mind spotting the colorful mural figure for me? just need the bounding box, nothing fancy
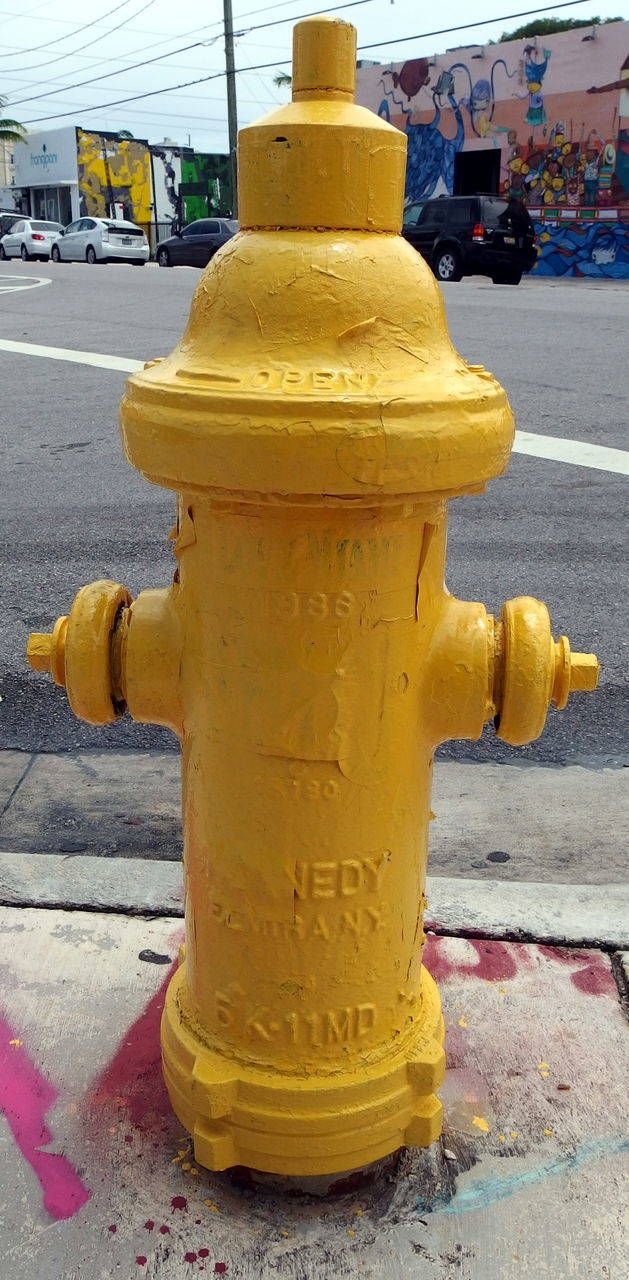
[77,131,151,224]
[503,127,621,208]
[449,59,517,140]
[617,129,629,200]
[388,59,430,101]
[534,219,629,277]
[522,45,552,127]
[379,67,465,200]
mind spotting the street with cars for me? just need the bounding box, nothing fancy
[0,210,238,268]
[0,258,626,774]
[1,195,535,280]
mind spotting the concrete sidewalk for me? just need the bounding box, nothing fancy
[0,866,627,1278]
[0,749,627,1276]
[1,749,627,882]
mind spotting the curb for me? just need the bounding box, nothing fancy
[0,850,626,949]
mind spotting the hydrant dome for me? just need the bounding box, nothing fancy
[121,228,514,499]
[120,13,514,502]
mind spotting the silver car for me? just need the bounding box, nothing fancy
[0,218,64,262]
[51,216,149,266]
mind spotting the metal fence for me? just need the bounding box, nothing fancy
[150,221,179,254]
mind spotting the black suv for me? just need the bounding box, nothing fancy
[402,195,536,285]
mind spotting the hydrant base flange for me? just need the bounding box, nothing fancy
[162,963,445,1177]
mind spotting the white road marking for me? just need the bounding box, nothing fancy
[0,275,51,293]
[0,337,141,372]
[0,337,627,476]
[513,431,629,476]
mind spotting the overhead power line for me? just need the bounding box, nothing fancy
[357,0,596,52]
[7,38,222,108]
[0,0,336,74]
[0,0,158,75]
[0,0,147,59]
[20,0,594,126]
[8,0,372,106]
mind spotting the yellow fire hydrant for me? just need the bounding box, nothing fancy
[27,17,598,1177]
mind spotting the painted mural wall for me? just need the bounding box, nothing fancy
[150,145,182,226]
[180,152,232,221]
[76,130,152,224]
[149,147,232,226]
[533,214,629,277]
[356,22,629,210]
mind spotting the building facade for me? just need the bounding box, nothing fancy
[7,127,231,246]
[356,20,629,277]
[0,140,15,194]
[7,126,80,223]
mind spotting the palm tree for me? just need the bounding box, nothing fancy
[0,95,26,144]
[273,72,291,88]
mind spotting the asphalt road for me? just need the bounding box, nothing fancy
[0,260,627,766]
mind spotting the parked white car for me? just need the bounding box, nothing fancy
[51,217,149,265]
[0,218,64,262]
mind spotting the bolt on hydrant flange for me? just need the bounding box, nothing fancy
[26,17,599,1178]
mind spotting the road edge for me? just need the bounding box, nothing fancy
[0,850,626,948]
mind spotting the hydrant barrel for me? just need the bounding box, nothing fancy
[26,15,599,1179]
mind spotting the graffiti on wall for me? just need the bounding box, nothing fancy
[151,146,182,226]
[180,152,232,222]
[369,28,629,209]
[77,130,152,223]
[505,128,617,207]
[532,218,629,277]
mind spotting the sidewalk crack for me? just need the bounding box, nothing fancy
[0,753,36,824]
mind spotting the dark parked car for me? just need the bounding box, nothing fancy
[156,218,238,268]
[402,194,536,285]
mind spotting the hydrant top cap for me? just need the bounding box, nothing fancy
[237,17,407,232]
[292,16,356,97]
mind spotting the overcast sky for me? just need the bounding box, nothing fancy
[2,0,629,152]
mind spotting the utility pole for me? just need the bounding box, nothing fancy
[223,0,238,218]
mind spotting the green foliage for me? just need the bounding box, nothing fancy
[273,72,292,88]
[497,15,623,42]
[0,93,26,144]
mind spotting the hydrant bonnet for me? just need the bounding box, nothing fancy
[120,20,514,502]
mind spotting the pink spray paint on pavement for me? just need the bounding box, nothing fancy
[0,1012,90,1220]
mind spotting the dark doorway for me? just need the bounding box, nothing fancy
[453,149,500,195]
